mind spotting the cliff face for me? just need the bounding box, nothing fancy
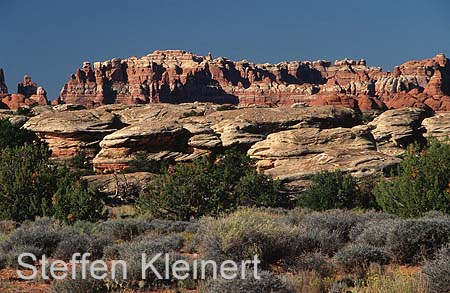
[22,102,449,192]
[56,50,450,111]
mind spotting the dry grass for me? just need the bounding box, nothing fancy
[353,266,427,293]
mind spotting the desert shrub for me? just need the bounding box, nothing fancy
[203,269,294,293]
[284,252,334,277]
[182,109,204,117]
[0,121,105,222]
[374,139,450,217]
[139,149,288,221]
[422,210,450,219]
[94,219,150,241]
[197,208,307,266]
[103,243,122,259]
[16,107,34,117]
[385,217,450,264]
[52,173,105,223]
[53,233,92,260]
[353,267,427,293]
[334,244,391,273]
[2,220,71,256]
[72,220,96,234]
[351,218,400,247]
[113,251,191,289]
[303,228,346,256]
[287,270,335,293]
[51,270,107,293]
[68,150,94,174]
[88,236,112,260]
[147,219,199,234]
[2,244,43,268]
[0,118,40,148]
[302,210,365,242]
[0,220,18,234]
[216,104,237,111]
[423,244,450,293]
[0,144,55,221]
[125,153,169,173]
[299,170,377,211]
[122,234,183,258]
[301,210,393,255]
[0,254,6,269]
[279,208,312,226]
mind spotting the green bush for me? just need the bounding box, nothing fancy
[52,172,106,223]
[69,150,90,169]
[298,170,377,211]
[0,118,40,148]
[0,120,105,223]
[0,144,55,221]
[138,149,288,220]
[15,107,34,117]
[374,139,450,217]
[125,153,169,174]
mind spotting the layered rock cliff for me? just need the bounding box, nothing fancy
[56,50,450,111]
[22,102,450,191]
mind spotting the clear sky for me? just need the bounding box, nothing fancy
[1,0,449,100]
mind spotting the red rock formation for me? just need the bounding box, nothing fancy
[57,51,450,111]
[0,74,49,109]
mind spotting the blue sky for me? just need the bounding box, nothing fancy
[1,0,449,99]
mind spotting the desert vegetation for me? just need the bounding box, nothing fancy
[1,208,448,292]
[0,118,450,292]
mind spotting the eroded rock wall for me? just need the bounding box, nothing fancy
[57,51,450,111]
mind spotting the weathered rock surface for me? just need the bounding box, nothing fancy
[368,108,432,155]
[57,51,450,112]
[92,104,360,171]
[15,102,450,190]
[422,113,450,141]
[0,110,29,125]
[248,126,400,189]
[23,108,122,158]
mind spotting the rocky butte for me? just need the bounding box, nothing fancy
[55,50,450,112]
[0,71,49,109]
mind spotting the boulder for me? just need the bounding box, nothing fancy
[422,113,450,141]
[368,107,432,155]
[248,126,399,190]
[23,108,122,158]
